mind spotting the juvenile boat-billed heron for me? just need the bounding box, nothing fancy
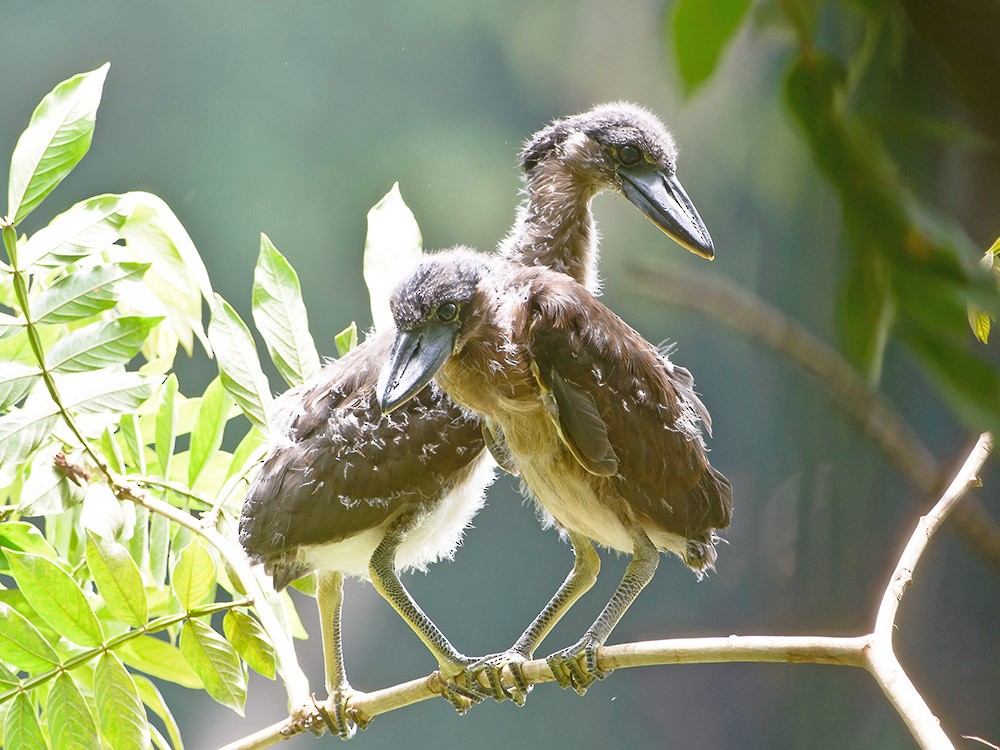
[239,103,715,734]
[378,248,732,696]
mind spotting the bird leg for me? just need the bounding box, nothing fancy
[546,527,659,695]
[312,571,369,739]
[368,512,490,712]
[463,531,600,705]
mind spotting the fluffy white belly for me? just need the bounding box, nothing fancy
[301,452,496,579]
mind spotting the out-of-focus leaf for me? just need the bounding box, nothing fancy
[4,693,46,750]
[670,0,751,94]
[0,601,61,671]
[188,377,231,488]
[0,660,20,686]
[117,192,213,357]
[119,412,146,472]
[101,425,126,474]
[7,63,109,225]
[335,321,358,356]
[117,635,204,689]
[208,295,272,431]
[148,511,170,587]
[902,325,1000,433]
[839,254,895,384]
[0,411,57,487]
[363,183,422,333]
[179,619,246,714]
[155,374,178,477]
[968,239,1000,343]
[171,538,216,611]
[225,425,265,483]
[94,652,151,750]
[20,193,125,268]
[56,371,161,415]
[0,362,40,411]
[5,550,104,647]
[0,521,58,559]
[223,610,276,679]
[30,262,150,325]
[46,316,162,373]
[86,531,147,628]
[18,445,85,516]
[252,234,320,387]
[133,675,184,750]
[46,671,101,750]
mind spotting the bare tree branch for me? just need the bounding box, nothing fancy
[220,434,994,750]
[627,265,1000,571]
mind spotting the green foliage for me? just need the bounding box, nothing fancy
[668,1,1000,434]
[669,0,751,94]
[363,182,423,332]
[252,233,321,387]
[0,67,298,748]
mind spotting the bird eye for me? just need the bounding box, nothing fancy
[617,145,642,166]
[436,302,459,323]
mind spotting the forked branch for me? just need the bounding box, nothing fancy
[222,433,994,750]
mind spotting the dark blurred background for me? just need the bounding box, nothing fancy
[2,1,998,748]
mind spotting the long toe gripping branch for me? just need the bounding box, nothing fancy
[546,528,659,695]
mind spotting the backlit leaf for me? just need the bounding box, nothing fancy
[0,601,61,672]
[171,539,215,611]
[86,530,148,627]
[208,295,271,431]
[30,262,150,325]
[134,675,183,750]
[671,0,751,94]
[7,64,109,225]
[363,183,422,333]
[188,377,231,488]
[6,550,104,647]
[95,652,151,750]
[179,619,246,714]
[46,316,162,372]
[117,635,203,690]
[46,671,100,750]
[223,610,276,679]
[252,233,320,387]
[4,693,46,750]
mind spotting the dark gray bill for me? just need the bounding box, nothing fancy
[377,324,457,414]
[620,167,715,260]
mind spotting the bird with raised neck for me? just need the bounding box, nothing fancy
[239,103,715,735]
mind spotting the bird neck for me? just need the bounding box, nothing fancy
[500,161,600,292]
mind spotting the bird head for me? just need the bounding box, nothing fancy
[377,248,491,414]
[520,102,715,260]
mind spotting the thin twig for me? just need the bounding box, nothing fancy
[628,265,1000,570]
[220,434,993,750]
[865,432,994,750]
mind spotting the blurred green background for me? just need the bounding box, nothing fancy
[2,1,998,748]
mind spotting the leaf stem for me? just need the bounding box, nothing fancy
[0,598,251,706]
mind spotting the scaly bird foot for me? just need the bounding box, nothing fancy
[463,650,531,706]
[285,689,368,740]
[437,658,496,714]
[545,638,609,696]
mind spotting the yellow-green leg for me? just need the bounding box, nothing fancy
[465,531,600,704]
[369,512,488,711]
[546,527,659,695]
[316,571,367,739]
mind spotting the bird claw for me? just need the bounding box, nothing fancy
[285,690,367,740]
[545,638,609,696]
[436,664,492,714]
[463,650,532,706]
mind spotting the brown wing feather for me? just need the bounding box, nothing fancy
[526,273,731,542]
[238,328,486,589]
